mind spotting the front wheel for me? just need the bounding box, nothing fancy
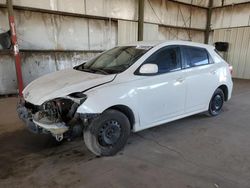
[84,109,131,156]
[208,88,224,116]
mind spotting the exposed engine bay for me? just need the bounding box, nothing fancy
[17,94,97,142]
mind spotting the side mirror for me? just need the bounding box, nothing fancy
[139,63,158,74]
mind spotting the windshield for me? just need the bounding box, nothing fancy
[75,46,151,74]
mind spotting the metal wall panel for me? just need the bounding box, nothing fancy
[85,0,138,20]
[89,19,117,50]
[158,26,204,42]
[0,55,17,94]
[21,53,57,86]
[13,0,86,14]
[213,0,250,7]
[0,52,99,94]
[213,27,250,79]
[190,5,207,29]
[56,0,85,14]
[211,3,250,29]
[118,20,138,45]
[55,15,89,50]
[118,21,204,45]
[0,0,138,20]
[143,23,159,41]
[176,0,209,7]
[108,0,138,20]
[13,0,56,10]
[144,0,207,29]
[0,8,117,51]
[15,10,57,50]
[0,9,10,33]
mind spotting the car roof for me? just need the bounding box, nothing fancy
[119,40,215,50]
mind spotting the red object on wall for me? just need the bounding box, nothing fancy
[9,15,24,96]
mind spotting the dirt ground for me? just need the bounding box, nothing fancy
[0,79,250,188]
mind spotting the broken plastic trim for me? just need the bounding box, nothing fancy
[66,93,87,104]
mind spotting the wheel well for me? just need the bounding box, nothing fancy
[218,85,228,101]
[107,105,135,129]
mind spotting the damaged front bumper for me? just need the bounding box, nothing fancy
[17,101,41,134]
[17,100,69,141]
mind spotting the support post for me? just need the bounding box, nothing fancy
[138,0,144,41]
[7,0,23,96]
[205,0,213,44]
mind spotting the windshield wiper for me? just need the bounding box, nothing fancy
[80,67,109,75]
[90,68,109,75]
[81,68,95,73]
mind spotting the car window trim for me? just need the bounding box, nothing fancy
[180,45,213,69]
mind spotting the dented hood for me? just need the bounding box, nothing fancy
[23,68,116,105]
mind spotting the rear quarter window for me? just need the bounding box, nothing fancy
[183,46,209,68]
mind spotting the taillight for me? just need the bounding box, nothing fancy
[229,65,233,75]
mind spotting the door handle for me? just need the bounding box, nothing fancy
[176,77,185,83]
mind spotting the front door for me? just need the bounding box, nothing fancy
[135,46,186,129]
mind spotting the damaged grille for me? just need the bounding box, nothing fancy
[24,101,40,113]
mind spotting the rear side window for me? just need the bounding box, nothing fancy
[183,46,209,68]
[143,46,181,74]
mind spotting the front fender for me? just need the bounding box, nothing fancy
[76,88,137,113]
[76,83,140,131]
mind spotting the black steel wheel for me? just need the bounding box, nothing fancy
[84,109,130,156]
[208,88,224,116]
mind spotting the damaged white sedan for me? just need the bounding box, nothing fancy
[17,40,233,156]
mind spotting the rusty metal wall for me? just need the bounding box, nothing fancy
[0,51,98,94]
[213,27,250,79]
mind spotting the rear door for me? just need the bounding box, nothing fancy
[181,46,218,113]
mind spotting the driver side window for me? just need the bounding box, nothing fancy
[144,46,181,74]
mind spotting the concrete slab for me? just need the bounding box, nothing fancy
[0,79,250,188]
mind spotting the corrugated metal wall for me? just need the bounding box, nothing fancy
[213,0,250,7]
[211,1,250,79]
[0,52,98,94]
[213,27,250,79]
[117,0,207,45]
[0,0,209,94]
[0,9,118,50]
[1,0,250,94]
[211,3,250,29]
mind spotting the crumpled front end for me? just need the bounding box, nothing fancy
[17,96,83,141]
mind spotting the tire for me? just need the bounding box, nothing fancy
[84,109,131,156]
[208,88,225,116]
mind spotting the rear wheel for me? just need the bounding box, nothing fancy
[84,109,130,156]
[208,88,224,116]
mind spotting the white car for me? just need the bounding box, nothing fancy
[17,40,233,156]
